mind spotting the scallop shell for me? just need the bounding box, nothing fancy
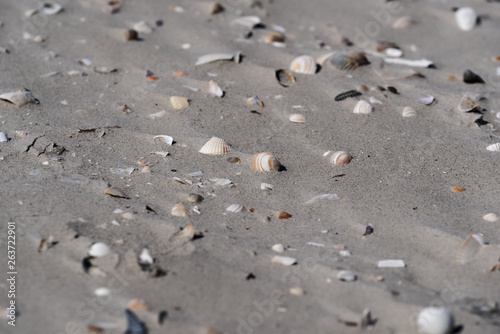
[171,203,189,217]
[402,106,416,117]
[486,143,500,152]
[275,69,296,87]
[455,7,477,32]
[104,187,129,199]
[417,307,454,334]
[330,151,351,166]
[226,204,244,213]
[206,80,223,97]
[0,89,39,107]
[170,96,189,110]
[88,242,110,258]
[289,113,306,123]
[458,95,483,112]
[290,55,317,75]
[199,137,231,155]
[0,132,9,142]
[456,234,486,264]
[263,31,285,44]
[252,152,281,171]
[331,52,370,71]
[353,100,374,114]
[231,16,261,28]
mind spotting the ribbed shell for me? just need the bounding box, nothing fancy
[290,55,317,75]
[170,96,189,110]
[331,52,370,71]
[330,151,351,166]
[226,204,244,213]
[458,95,482,112]
[199,137,231,155]
[353,100,374,114]
[289,113,306,123]
[402,106,416,117]
[456,234,486,264]
[171,203,189,217]
[252,152,281,171]
[486,143,500,152]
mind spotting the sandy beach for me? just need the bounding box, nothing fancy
[0,0,499,333]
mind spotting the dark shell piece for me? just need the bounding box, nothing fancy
[331,52,370,71]
[334,90,362,101]
[82,256,94,273]
[124,309,148,334]
[463,69,485,84]
[275,69,296,87]
[363,225,374,236]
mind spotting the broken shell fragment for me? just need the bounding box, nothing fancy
[0,132,9,142]
[456,234,486,264]
[93,66,117,74]
[173,223,195,239]
[88,242,110,258]
[369,96,383,105]
[278,211,292,219]
[483,213,498,222]
[455,7,477,32]
[290,55,317,75]
[486,143,500,152]
[133,21,154,34]
[231,16,261,29]
[458,95,483,112]
[171,203,189,217]
[331,52,370,71]
[106,1,122,14]
[271,255,296,266]
[289,287,304,296]
[247,96,264,108]
[199,137,231,155]
[463,69,484,84]
[263,31,285,44]
[261,183,273,190]
[41,3,63,15]
[195,53,234,66]
[104,187,129,199]
[153,135,173,145]
[252,152,281,171]
[402,106,416,117]
[139,247,154,264]
[275,69,296,87]
[127,299,150,312]
[289,113,306,123]
[170,96,189,110]
[124,29,139,41]
[417,96,435,105]
[272,244,284,253]
[226,204,244,213]
[316,52,337,66]
[0,89,39,107]
[353,100,374,114]
[377,259,406,268]
[417,307,454,334]
[209,2,224,15]
[337,270,357,282]
[452,186,465,192]
[330,151,351,166]
[206,80,223,97]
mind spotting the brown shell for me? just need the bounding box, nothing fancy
[252,152,281,171]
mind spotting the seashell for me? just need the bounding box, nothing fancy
[0,89,39,107]
[392,16,413,29]
[153,135,173,145]
[122,212,135,220]
[231,16,261,29]
[385,48,403,58]
[104,187,129,199]
[457,95,483,112]
[330,151,351,166]
[149,111,168,119]
[456,234,486,264]
[209,2,224,15]
[290,55,317,75]
[195,53,234,66]
[252,152,281,171]
[402,106,416,117]
[331,52,370,71]
[340,250,351,256]
[334,90,361,101]
[272,244,284,253]
[173,71,187,77]
[304,193,340,205]
[88,242,110,258]
[78,58,92,66]
[316,52,337,66]
[463,69,484,84]
[94,287,111,297]
[93,66,117,74]
[455,7,477,32]
[124,29,138,41]
[127,299,150,312]
[226,204,244,213]
[289,113,306,123]
[337,270,357,282]
[376,41,399,52]
[124,309,147,334]
[137,160,154,167]
[139,247,154,264]
[38,235,54,253]
[289,287,304,296]
[271,255,297,266]
[206,80,223,97]
[353,100,374,114]
[384,57,434,68]
[133,21,154,34]
[173,223,195,239]
[41,3,63,15]
[0,132,9,142]
[452,186,464,193]
[369,96,383,105]
[171,203,189,217]
[263,31,285,44]
[247,96,264,108]
[483,213,498,222]
[261,183,273,190]
[275,69,296,87]
[199,137,231,155]
[377,259,406,268]
[106,1,122,14]
[227,157,240,164]
[187,193,203,203]
[417,95,435,105]
[486,143,500,152]
[417,307,454,334]
[15,131,28,137]
[278,211,292,219]
[170,96,189,110]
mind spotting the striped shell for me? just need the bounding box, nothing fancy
[290,55,317,75]
[486,143,500,152]
[458,95,482,112]
[199,137,231,155]
[331,52,370,71]
[252,152,281,171]
[289,113,306,123]
[226,204,244,213]
[456,234,486,264]
[330,151,351,166]
[402,106,416,117]
[170,96,189,110]
[455,7,476,31]
[353,100,374,114]
[171,203,189,217]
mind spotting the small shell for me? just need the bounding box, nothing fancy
[104,187,129,199]
[353,100,374,114]
[173,71,187,77]
[385,48,403,58]
[455,7,477,32]
[463,69,484,84]
[486,143,500,152]
[88,242,110,257]
[94,287,111,297]
[392,16,412,29]
[195,53,234,66]
[15,131,28,137]
[289,113,306,123]
[417,307,454,334]
[271,255,296,266]
[174,223,195,239]
[124,29,138,41]
[127,299,150,312]
[289,287,304,296]
[402,106,416,117]
[483,213,498,222]
[149,111,168,119]
[231,16,261,29]
[0,132,9,142]
[247,96,264,108]
[227,157,241,164]
[456,234,486,264]
[0,89,39,107]
[226,204,244,213]
[272,244,284,253]
[337,270,357,282]
[209,2,224,15]
[171,203,189,217]
[278,211,292,219]
[330,151,351,166]
[133,21,154,34]
[290,55,317,75]
[252,152,281,171]
[263,31,285,44]
[417,95,435,105]
[139,247,154,264]
[377,259,406,268]
[452,186,465,193]
[153,135,173,145]
[199,137,231,155]
[94,66,117,74]
[369,97,383,105]
[170,96,189,110]
[275,69,296,87]
[261,183,273,190]
[331,52,370,71]
[376,41,399,52]
[187,193,203,203]
[40,3,63,15]
[206,80,223,97]
[316,52,337,66]
[457,95,482,112]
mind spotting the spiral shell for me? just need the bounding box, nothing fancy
[199,137,231,155]
[330,151,351,166]
[289,113,306,123]
[252,152,281,171]
[290,55,317,75]
[402,106,416,117]
[353,100,374,114]
[171,203,189,217]
[170,96,189,110]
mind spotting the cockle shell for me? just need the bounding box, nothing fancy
[199,137,231,155]
[458,95,483,112]
[171,203,189,217]
[206,80,223,97]
[331,52,370,71]
[0,89,39,107]
[252,152,281,171]
[455,7,477,32]
[290,55,317,75]
[402,106,416,117]
[289,113,306,123]
[330,151,351,166]
[88,242,110,258]
[353,100,374,114]
[456,234,486,264]
[486,143,500,152]
[226,204,244,213]
[153,135,173,145]
[417,307,454,334]
[170,96,189,110]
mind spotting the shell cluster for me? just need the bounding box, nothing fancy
[252,152,281,171]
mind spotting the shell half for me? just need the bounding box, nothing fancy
[0,89,39,107]
[171,203,189,217]
[458,95,483,112]
[170,96,189,110]
[486,143,500,152]
[289,113,306,123]
[353,100,374,114]
[417,307,454,334]
[199,137,231,155]
[330,151,351,166]
[456,234,486,264]
[226,204,244,213]
[206,80,223,97]
[252,152,281,171]
[455,7,477,31]
[290,55,317,75]
[402,106,416,117]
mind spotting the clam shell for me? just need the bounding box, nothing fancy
[226,203,244,213]
[290,55,317,75]
[104,187,129,199]
[316,52,337,66]
[483,213,498,222]
[331,52,370,71]
[88,242,110,258]
[41,3,63,15]
[456,234,486,264]
[0,132,9,142]
[289,113,306,123]
[402,106,416,117]
[0,89,39,107]
[330,151,351,166]
[353,100,374,114]
[417,95,435,105]
[206,80,223,97]
[261,183,273,190]
[369,96,383,105]
[458,95,482,112]
[195,53,234,66]
[263,31,285,43]
[337,270,357,282]
[153,135,173,145]
[247,96,264,108]
[173,223,195,239]
[271,255,296,266]
[417,307,454,334]
[199,137,231,155]
[171,203,189,217]
[455,7,477,32]
[486,143,500,152]
[231,16,261,28]
[275,69,296,87]
[187,193,203,203]
[170,96,189,110]
[252,152,281,171]
[463,69,484,84]
[272,244,284,253]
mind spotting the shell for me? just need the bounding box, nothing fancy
[261,183,273,190]
[170,96,189,110]
[94,287,111,297]
[330,151,351,166]
[417,307,454,334]
[206,80,223,97]
[263,31,285,44]
[335,90,362,101]
[452,186,464,193]
[209,2,224,15]
[483,213,498,222]
[455,7,477,32]
[40,3,63,15]
[402,106,416,117]
[124,310,147,334]
[226,204,244,213]
[275,69,296,87]
[272,244,284,253]
[93,66,117,74]
[377,259,406,268]
[227,157,240,164]
[195,53,234,66]
[127,299,150,312]
[290,55,317,75]
[104,187,129,199]
[353,100,374,114]
[199,137,231,155]
[88,242,110,258]
[289,287,304,296]
[337,270,357,282]
[0,132,9,142]
[369,96,383,105]
[271,256,297,266]
[458,95,483,112]
[456,234,486,264]
[171,203,189,217]
[187,193,203,203]
[486,143,500,152]
[417,95,435,105]
[278,211,292,219]
[247,96,264,108]
[149,111,168,119]
[463,69,484,84]
[289,113,306,123]
[124,29,138,41]
[392,16,413,29]
[0,89,39,107]
[331,52,370,71]
[252,152,281,171]
[316,52,337,66]
[139,247,154,264]
[385,48,403,57]
[173,223,195,239]
[231,16,261,28]
[133,21,154,34]
[153,135,173,145]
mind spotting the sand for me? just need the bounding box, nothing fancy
[0,0,499,333]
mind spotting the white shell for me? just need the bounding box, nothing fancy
[261,183,273,190]
[456,234,486,264]
[385,48,403,57]
[455,7,477,32]
[271,255,297,266]
[330,151,351,166]
[206,80,223,97]
[170,96,189,110]
[153,135,173,145]
[252,152,281,171]
[458,95,481,112]
[304,194,340,205]
[88,242,110,258]
[0,89,39,107]
[417,307,454,334]
[290,55,317,75]
[199,137,231,155]
[272,244,284,253]
[384,57,434,68]
[392,16,412,29]
[171,203,189,217]
[483,213,498,222]
[402,106,416,117]
[486,143,500,152]
[0,132,8,142]
[289,113,306,123]
[316,52,337,66]
[231,16,261,28]
[339,250,351,256]
[139,247,154,264]
[149,111,168,119]
[94,287,111,297]
[353,100,374,114]
[337,270,357,282]
[377,259,406,268]
[226,203,244,213]
[195,53,234,66]
[369,96,383,105]
[133,21,154,34]
[417,95,435,105]
[41,3,63,15]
